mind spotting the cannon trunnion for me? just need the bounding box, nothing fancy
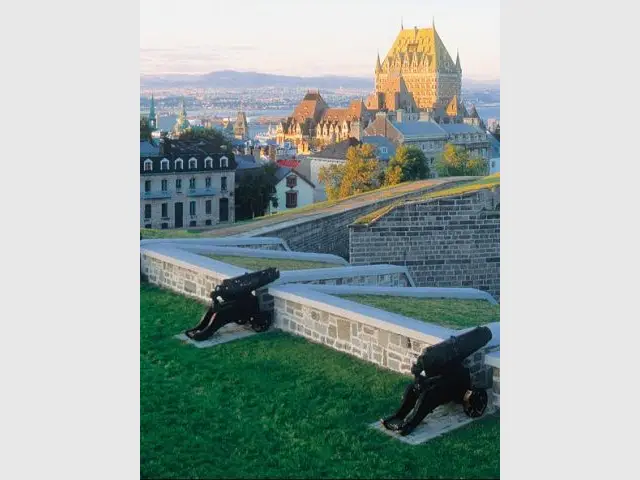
[382,326,493,436]
[185,268,280,341]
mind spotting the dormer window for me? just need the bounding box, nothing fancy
[380,146,388,154]
[160,159,169,171]
[220,156,229,168]
[144,159,153,171]
[175,158,184,170]
[204,157,213,169]
[286,175,297,188]
[189,158,197,169]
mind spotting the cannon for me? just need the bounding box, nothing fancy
[381,326,493,436]
[184,267,280,341]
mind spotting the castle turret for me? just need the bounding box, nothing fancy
[456,49,461,73]
[375,51,382,74]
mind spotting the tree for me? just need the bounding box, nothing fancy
[178,126,232,152]
[140,116,152,142]
[434,143,488,177]
[234,162,278,220]
[384,144,429,186]
[318,144,380,201]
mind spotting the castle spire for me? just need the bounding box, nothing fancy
[432,16,435,30]
[401,17,403,30]
[456,49,461,71]
[375,50,382,73]
[148,92,157,131]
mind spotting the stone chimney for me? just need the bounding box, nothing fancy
[268,144,276,161]
[396,109,405,123]
[254,145,261,162]
[419,111,431,122]
[158,138,165,155]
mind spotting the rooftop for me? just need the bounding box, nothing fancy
[392,121,447,137]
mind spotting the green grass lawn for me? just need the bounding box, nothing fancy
[337,295,500,329]
[141,284,499,479]
[203,254,338,271]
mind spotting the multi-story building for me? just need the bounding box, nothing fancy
[366,20,461,113]
[364,111,490,169]
[140,139,236,229]
[276,92,374,153]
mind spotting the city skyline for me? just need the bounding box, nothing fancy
[140,0,500,80]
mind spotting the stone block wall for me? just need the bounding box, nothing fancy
[256,181,467,259]
[141,252,229,304]
[272,295,491,387]
[350,188,500,298]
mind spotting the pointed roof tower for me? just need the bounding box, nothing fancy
[375,50,382,73]
[401,17,404,30]
[456,49,461,72]
[149,92,156,118]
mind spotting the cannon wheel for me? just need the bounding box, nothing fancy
[463,389,488,418]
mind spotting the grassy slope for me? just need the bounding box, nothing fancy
[141,284,499,479]
[204,254,337,271]
[140,178,450,239]
[337,296,500,329]
[354,174,500,225]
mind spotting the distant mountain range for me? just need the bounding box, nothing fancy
[140,69,499,91]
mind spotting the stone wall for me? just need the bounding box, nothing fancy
[254,181,468,259]
[141,251,234,304]
[270,286,495,388]
[349,188,500,298]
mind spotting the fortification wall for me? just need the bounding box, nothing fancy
[251,181,466,259]
[349,188,500,299]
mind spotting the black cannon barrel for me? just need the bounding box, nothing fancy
[213,267,280,301]
[413,326,492,376]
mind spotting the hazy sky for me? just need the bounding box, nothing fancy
[140,0,499,80]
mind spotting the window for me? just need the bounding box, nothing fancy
[205,157,213,168]
[286,191,298,208]
[161,203,168,218]
[286,175,297,188]
[144,204,151,219]
[161,223,168,229]
[144,159,153,171]
[189,220,197,227]
[161,179,168,191]
[380,146,387,154]
[175,158,184,170]
[189,158,197,169]
[205,219,212,226]
[220,156,229,168]
[205,200,211,214]
[144,224,151,229]
[190,201,196,216]
[175,179,182,191]
[189,178,196,189]
[144,180,151,192]
[221,176,227,191]
[160,159,169,171]
[205,177,211,188]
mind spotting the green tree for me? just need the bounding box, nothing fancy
[384,144,429,185]
[434,143,488,177]
[178,126,232,152]
[234,162,278,220]
[140,116,152,142]
[318,144,380,201]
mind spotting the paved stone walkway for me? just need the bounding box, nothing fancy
[174,323,257,348]
[370,400,497,445]
[199,177,472,238]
